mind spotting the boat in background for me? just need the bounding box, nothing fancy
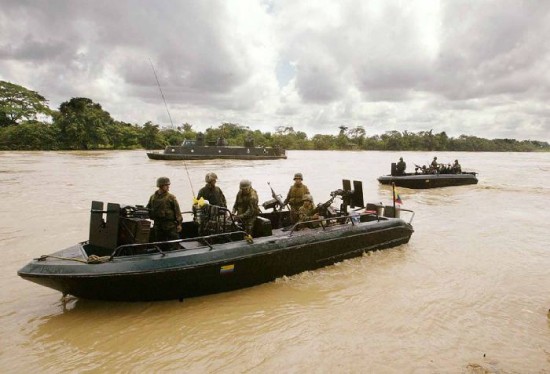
[18,180,414,302]
[378,162,478,189]
[147,133,286,160]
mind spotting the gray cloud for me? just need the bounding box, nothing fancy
[0,0,549,141]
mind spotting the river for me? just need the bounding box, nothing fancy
[1,150,549,373]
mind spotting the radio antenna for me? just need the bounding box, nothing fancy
[149,59,175,128]
[149,59,195,196]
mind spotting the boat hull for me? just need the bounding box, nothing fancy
[18,219,412,301]
[147,145,287,160]
[378,173,478,189]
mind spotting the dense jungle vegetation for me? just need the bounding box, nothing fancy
[1,80,548,152]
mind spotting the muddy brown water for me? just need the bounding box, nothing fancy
[1,150,549,373]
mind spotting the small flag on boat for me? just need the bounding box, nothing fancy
[394,193,403,205]
[391,182,403,205]
[220,264,235,274]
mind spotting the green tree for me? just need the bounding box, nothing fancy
[139,121,166,149]
[0,81,53,127]
[107,121,142,149]
[312,134,334,150]
[0,120,59,150]
[54,98,113,149]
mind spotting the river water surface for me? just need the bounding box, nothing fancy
[1,150,549,373]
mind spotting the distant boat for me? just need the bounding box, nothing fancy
[378,163,478,189]
[147,133,287,160]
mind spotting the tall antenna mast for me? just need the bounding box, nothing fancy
[149,59,195,196]
[149,59,175,128]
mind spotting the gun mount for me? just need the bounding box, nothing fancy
[263,182,286,212]
[317,179,365,217]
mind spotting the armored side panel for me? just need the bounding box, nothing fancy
[118,218,151,245]
[253,216,273,238]
[366,203,384,216]
[384,205,400,218]
[342,179,351,192]
[352,180,364,208]
[89,201,120,250]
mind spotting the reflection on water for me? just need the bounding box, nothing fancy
[1,150,550,372]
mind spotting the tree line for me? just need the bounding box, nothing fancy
[1,80,548,152]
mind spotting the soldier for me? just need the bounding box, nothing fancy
[232,179,260,235]
[197,172,227,207]
[452,159,462,174]
[146,177,183,243]
[298,194,320,229]
[284,173,310,224]
[430,157,439,172]
[396,157,406,175]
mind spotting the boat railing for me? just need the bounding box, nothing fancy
[398,208,415,224]
[109,230,249,259]
[287,210,382,237]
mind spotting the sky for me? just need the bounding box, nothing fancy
[1,0,550,142]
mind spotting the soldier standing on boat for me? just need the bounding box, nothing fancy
[284,173,310,224]
[430,157,439,172]
[147,177,183,242]
[232,179,260,235]
[197,172,227,207]
[396,157,407,175]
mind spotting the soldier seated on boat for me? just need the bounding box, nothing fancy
[146,177,183,245]
[452,159,462,174]
[297,194,320,229]
[396,157,406,175]
[232,179,260,235]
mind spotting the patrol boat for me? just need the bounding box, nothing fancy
[378,163,478,189]
[146,133,287,160]
[18,180,414,302]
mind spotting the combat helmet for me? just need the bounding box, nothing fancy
[205,172,218,183]
[157,177,171,187]
[302,194,313,203]
[239,179,251,188]
[294,173,303,180]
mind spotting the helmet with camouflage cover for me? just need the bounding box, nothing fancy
[294,172,303,180]
[205,172,218,183]
[156,177,171,187]
[239,179,251,188]
[302,194,313,203]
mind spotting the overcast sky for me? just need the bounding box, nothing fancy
[1,0,549,141]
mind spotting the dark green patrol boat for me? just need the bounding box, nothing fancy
[378,163,478,189]
[147,133,287,160]
[18,180,414,302]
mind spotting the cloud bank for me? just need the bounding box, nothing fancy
[1,0,549,141]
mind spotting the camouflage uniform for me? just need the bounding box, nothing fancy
[147,190,182,242]
[233,186,260,235]
[197,184,227,207]
[285,183,310,223]
[452,160,462,174]
[396,158,406,175]
[297,194,319,229]
[431,157,438,170]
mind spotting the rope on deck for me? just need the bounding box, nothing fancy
[37,254,111,264]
